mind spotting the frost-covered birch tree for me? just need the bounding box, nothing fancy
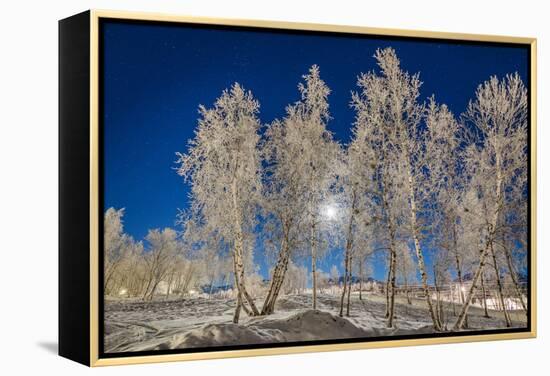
[351,49,413,328]
[261,66,339,313]
[453,73,528,330]
[422,97,465,327]
[260,114,309,315]
[336,143,374,317]
[104,207,137,295]
[176,83,263,322]
[142,228,180,301]
[369,48,447,330]
[294,65,340,309]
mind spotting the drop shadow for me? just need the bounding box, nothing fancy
[37,341,58,355]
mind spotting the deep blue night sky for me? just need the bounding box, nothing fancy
[102,20,528,281]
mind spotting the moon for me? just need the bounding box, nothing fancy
[323,205,338,220]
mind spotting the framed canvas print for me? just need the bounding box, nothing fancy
[59,10,537,366]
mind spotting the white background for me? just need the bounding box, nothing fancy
[0,0,547,374]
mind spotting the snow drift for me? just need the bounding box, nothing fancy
[154,309,369,350]
[104,293,524,353]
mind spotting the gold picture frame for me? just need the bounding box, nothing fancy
[58,9,537,367]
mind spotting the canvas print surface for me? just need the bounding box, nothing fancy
[100,19,531,356]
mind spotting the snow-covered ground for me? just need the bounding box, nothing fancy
[104,293,527,353]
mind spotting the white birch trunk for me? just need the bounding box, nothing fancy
[231,179,259,317]
[489,242,512,327]
[311,221,318,310]
[454,154,503,330]
[407,161,442,331]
